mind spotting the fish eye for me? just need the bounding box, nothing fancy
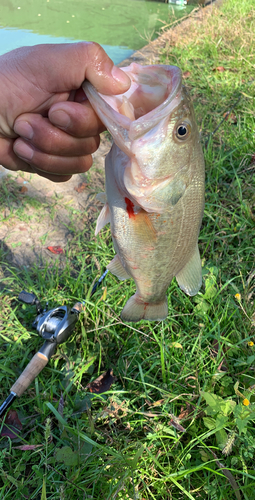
[175,122,191,141]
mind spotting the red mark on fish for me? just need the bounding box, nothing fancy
[125,197,135,219]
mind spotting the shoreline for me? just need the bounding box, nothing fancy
[119,0,222,68]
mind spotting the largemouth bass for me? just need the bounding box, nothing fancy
[83,63,205,322]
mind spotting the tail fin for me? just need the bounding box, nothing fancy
[121,294,168,322]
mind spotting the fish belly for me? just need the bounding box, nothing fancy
[105,144,204,322]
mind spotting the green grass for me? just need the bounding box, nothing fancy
[1,0,255,498]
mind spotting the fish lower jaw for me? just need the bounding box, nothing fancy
[121,294,168,323]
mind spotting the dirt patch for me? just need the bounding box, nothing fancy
[0,134,110,268]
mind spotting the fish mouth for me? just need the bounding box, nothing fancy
[83,63,182,152]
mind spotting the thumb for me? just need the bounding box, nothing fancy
[78,42,131,95]
[25,42,131,96]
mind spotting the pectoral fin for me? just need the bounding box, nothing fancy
[95,203,111,235]
[175,244,202,296]
[130,209,157,244]
[107,254,130,280]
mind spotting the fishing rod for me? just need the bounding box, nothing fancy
[0,270,108,419]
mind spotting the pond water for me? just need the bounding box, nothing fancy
[0,0,195,64]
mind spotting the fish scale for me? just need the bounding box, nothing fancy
[83,63,205,322]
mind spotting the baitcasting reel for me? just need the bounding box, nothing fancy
[0,291,82,417]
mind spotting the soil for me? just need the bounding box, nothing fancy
[0,0,220,269]
[0,135,110,268]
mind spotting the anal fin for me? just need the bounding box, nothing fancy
[107,254,130,281]
[175,244,202,296]
[95,203,111,236]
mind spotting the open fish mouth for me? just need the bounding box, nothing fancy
[83,63,182,150]
[83,64,188,213]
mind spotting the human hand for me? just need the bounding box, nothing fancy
[0,42,130,182]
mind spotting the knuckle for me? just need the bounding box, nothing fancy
[42,129,60,153]
[31,119,60,153]
[85,41,104,59]
[77,41,108,69]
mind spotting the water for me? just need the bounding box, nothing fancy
[0,0,194,64]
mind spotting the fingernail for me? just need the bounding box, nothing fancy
[14,140,34,161]
[50,110,71,129]
[111,66,131,88]
[14,121,33,140]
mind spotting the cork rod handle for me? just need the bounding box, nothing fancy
[11,352,49,397]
